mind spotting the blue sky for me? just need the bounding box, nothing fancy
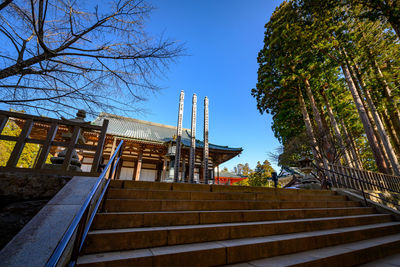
[135,0,284,172]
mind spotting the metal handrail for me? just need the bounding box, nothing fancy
[323,165,400,209]
[46,141,124,267]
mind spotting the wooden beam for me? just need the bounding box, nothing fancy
[6,119,34,168]
[0,110,102,130]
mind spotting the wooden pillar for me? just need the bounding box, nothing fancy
[161,158,168,182]
[181,154,186,182]
[199,165,204,184]
[203,96,209,184]
[134,150,143,181]
[109,137,117,159]
[115,158,123,180]
[217,165,220,184]
[156,163,162,182]
[189,94,197,183]
[106,137,117,177]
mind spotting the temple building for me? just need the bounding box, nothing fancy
[215,172,247,185]
[81,113,242,183]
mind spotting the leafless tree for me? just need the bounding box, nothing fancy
[0,0,183,116]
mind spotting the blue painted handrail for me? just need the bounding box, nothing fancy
[46,140,124,267]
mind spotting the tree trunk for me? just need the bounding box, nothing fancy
[341,63,389,173]
[340,120,362,169]
[371,60,400,138]
[321,88,352,167]
[298,87,321,162]
[380,108,400,158]
[350,62,400,175]
[304,78,334,163]
[298,87,330,186]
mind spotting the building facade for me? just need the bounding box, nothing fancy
[81,113,242,183]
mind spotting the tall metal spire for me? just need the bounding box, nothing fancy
[203,96,209,184]
[174,90,184,182]
[189,94,197,183]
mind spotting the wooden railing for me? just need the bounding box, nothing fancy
[328,164,400,193]
[0,110,108,176]
[326,164,400,208]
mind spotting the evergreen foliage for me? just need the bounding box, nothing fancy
[253,0,400,175]
[235,160,275,187]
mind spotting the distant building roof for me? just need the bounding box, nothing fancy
[219,172,246,178]
[92,113,243,152]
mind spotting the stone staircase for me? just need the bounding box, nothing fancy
[76,181,400,267]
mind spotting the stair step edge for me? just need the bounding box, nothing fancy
[88,214,391,235]
[78,222,400,265]
[225,233,400,267]
[95,207,375,215]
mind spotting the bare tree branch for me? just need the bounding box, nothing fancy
[0,0,183,117]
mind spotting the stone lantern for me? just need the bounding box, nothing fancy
[299,156,313,175]
[297,156,321,189]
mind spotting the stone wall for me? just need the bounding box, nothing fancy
[0,171,72,248]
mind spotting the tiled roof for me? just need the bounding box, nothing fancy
[218,172,247,178]
[92,113,242,152]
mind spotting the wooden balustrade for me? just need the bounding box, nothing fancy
[327,163,400,193]
[0,110,108,176]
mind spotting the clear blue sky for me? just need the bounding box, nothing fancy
[135,0,284,172]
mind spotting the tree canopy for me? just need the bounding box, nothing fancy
[253,0,400,175]
[234,160,276,187]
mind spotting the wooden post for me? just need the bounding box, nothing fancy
[156,163,162,182]
[203,96,209,184]
[61,126,81,171]
[199,165,204,184]
[115,158,123,180]
[161,158,168,182]
[134,150,143,181]
[0,115,8,134]
[367,171,377,191]
[91,119,109,172]
[109,137,117,160]
[189,94,197,183]
[181,153,186,182]
[35,122,58,169]
[7,119,34,168]
[107,137,118,178]
[217,165,220,185]
[174,90,184,182]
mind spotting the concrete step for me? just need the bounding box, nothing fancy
[103,199,361,212]
[359,253,400,266]
[109,180,335,196]
[92,207,376,230]
[106,188,346,201]
[82,214,392,254]
[76,222,400,267]
[226,233,400,267]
